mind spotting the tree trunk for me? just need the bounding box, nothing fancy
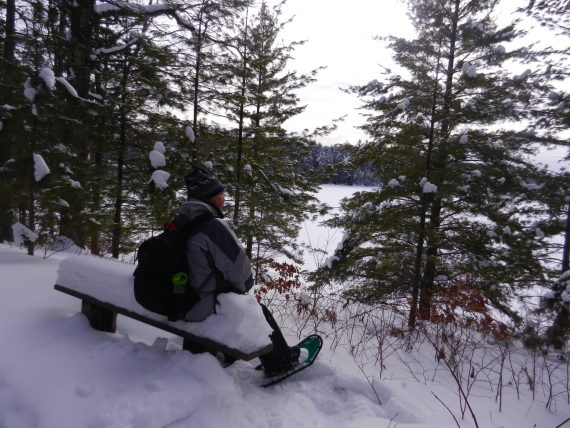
[562,201,570,273]
[419,198,441,319]
[89,71,106,255]
[409,201,427,327]
[108,16,151,258]
[60,0,96,248]
[4,0,16,60]
[192,10,205,163]
[232,9,249,226]
[52,0,68,75]
[69,0,95,95]
[408,39,443,328]
[545,198,570,349]
[23,150,36,256]
[418,0,460,320]
[246,202,255,259]
[27,183,35,256]
[0,0,17,243]
[110,128,125,259]
[89,144,102,255]
[111,60,130,259]
[245,65,263,260]
[232,92,246,226]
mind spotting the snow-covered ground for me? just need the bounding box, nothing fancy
[1,185,569,428]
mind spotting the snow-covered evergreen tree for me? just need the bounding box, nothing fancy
[318,0,558,327]
[0,0,248,256]
[0,0,70,254]
[214,2,321,279]
[523,0,570,348]
[177,0,251,161]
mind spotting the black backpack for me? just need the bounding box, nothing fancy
[133,211,214,321]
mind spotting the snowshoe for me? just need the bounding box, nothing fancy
[259,334,323,387]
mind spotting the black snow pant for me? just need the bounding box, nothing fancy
[258,303,296,373]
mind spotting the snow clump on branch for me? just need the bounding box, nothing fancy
[513,69,531,81]
[39,68,56,89]
[519,179,542,191]
[462,63,477,78]
[185,126,195,143]
[397,98,410,110]
[55,77,79,98]
[494,45,506,54]
[149,151,166,169]
[422,181,438,193]
[33,154,50,182]
[150,170,170,190]
[24,79,37,102]
[420,176,437,193]
[153,141,165,154]
[12,222,39,245]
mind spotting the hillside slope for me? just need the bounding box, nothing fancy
[0,244,567,428]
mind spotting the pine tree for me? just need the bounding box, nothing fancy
[93,13,179,256]
[0,0,22,243]
[177,0,250,161]
[0,0,246,256]
[213,2,321,280]
[319,0,557,327]
[86,2,216,255]
[523,0,570,274]
[0,0,67,254]
[523,0,570,347]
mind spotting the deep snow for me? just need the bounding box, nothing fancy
[1,184,569,428]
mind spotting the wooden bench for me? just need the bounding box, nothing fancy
[55,256,273,361]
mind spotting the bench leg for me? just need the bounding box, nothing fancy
[81,300,117,333]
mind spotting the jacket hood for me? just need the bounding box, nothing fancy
[179,198,224,221]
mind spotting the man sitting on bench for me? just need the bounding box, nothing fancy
[179,166,300,375]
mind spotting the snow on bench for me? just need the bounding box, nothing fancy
[55,255,273,360]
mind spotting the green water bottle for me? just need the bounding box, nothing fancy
[171,272,188,294]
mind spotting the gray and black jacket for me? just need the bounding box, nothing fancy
[179,198,254,321]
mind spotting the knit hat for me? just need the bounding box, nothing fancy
[184,166,226,201]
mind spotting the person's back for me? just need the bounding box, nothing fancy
[178,196,253,321]
[180,165,300,374]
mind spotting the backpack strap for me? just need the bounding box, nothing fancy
[163,211,216,321]
[168,211,215,238]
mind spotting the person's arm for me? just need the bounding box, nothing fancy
[201,219,254,293]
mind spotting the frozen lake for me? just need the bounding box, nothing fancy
[299,184,373,272]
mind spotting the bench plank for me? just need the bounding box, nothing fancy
[55,284,272,360]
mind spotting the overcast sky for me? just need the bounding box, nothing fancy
[278,0,414,145]
[270,0,567,157]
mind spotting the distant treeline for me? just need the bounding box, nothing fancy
[301,143,379,186]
